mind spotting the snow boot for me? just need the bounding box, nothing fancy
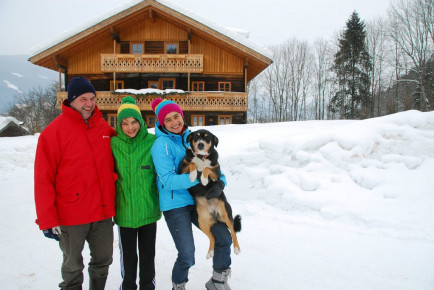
[172,282,186,290]
[205,268,232,290]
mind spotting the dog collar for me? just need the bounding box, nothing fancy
[196,154,209,161]
[188,147,209,160]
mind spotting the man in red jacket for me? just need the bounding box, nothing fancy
[34,76,116,290]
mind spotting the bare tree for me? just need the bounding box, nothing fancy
[285,39,313,121]
[247,77,261,123]
[261,43,290,122]
[8,81,60,134]
[417,0,434,44]
[366,17,390,117]
[388,0,433,111]
[261,39,314,121]
[312,38,334,120]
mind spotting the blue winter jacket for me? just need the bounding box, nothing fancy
[151,123,226,211]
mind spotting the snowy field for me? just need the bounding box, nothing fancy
[0,110,433,289]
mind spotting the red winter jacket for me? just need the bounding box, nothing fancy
[34,101,116,230]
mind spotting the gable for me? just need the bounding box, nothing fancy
[29,0,272,80]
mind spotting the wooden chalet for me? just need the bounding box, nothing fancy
[29,0,272,128]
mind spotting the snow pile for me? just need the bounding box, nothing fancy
[1,110,433,289]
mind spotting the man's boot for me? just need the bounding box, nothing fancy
[205,268,232,290]
[89,277,107,290]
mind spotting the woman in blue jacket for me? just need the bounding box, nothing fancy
[150,98,233,290]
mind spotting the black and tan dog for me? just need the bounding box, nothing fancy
[179,129,241,259]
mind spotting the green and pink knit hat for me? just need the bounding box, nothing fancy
[151,98,183,125]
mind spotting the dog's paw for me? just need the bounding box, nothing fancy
[189,170,197,182]
[201,175,209,186]
[234,247,241,255]
[206,250,214,259]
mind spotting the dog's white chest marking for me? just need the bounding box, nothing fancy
[192,156,212,171]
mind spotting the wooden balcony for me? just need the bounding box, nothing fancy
[101,54,203,73]
[57,91,248,112]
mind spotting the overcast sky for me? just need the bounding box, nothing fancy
[0,0,392,56]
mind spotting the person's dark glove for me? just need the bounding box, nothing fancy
[205,180,225,199]
[42,227,61,241]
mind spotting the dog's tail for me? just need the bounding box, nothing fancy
[234,215,242,232]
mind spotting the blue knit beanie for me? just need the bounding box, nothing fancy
[67,77,96,104]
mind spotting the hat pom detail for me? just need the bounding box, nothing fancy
[122,96,137,105]
[151,98,164,112]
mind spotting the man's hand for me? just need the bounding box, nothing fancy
[42,226,61,241]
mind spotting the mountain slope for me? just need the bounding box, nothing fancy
[0,55,57,113]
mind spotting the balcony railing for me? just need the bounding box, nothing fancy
[57,91,248,112]
[101,54,203,73]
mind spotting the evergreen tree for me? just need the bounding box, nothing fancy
[331,11,372,119]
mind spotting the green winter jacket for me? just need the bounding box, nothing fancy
[111,120,161,228]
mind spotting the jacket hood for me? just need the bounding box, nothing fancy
[115,116,148,142]
[154,121,190,143]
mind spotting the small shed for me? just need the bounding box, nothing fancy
[0,117,31,137]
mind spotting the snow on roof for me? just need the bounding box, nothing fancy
[31,0,273,60]
[0,116,25,131]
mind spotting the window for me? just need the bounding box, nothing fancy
[107,114,117,129]
[131,43,143,54]
[145,41,164,54]
[218,82,231,92]
[110,80,124,91]
[218,115,232,125]
[148,81,159,89]
[191,115,205,126]
[161,78,176,90]
[166,43,178,54]
[192,81,204,91]
[146,116,157,128]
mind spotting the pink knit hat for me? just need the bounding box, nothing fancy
[151,98,183,125]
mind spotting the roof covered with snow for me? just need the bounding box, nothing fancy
[31,0,273,60]
[0,116,30,135]
[0,116,22,130]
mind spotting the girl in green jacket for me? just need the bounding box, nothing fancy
[111,96,161,290]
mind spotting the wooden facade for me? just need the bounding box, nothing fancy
[29,0,272,127]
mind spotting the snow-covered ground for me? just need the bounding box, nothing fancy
[1,110,433,289]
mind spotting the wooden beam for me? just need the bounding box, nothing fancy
[244,59,249,92]
[188,72,190,91]
[53,55,67,68]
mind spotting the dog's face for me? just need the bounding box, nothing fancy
[187,129,218,155]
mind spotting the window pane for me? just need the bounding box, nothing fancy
[219,82,230,91]
[132,44,143,54]
[149,82,158,89]
[199,117,203,126]
[192,82,204,91]
[166,44,177,54]
[109,116,116,128]
[149,117,156,126]
[162,80,174,90]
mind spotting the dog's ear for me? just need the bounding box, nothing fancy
[186,134,193,144]
[213,135,219,147]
